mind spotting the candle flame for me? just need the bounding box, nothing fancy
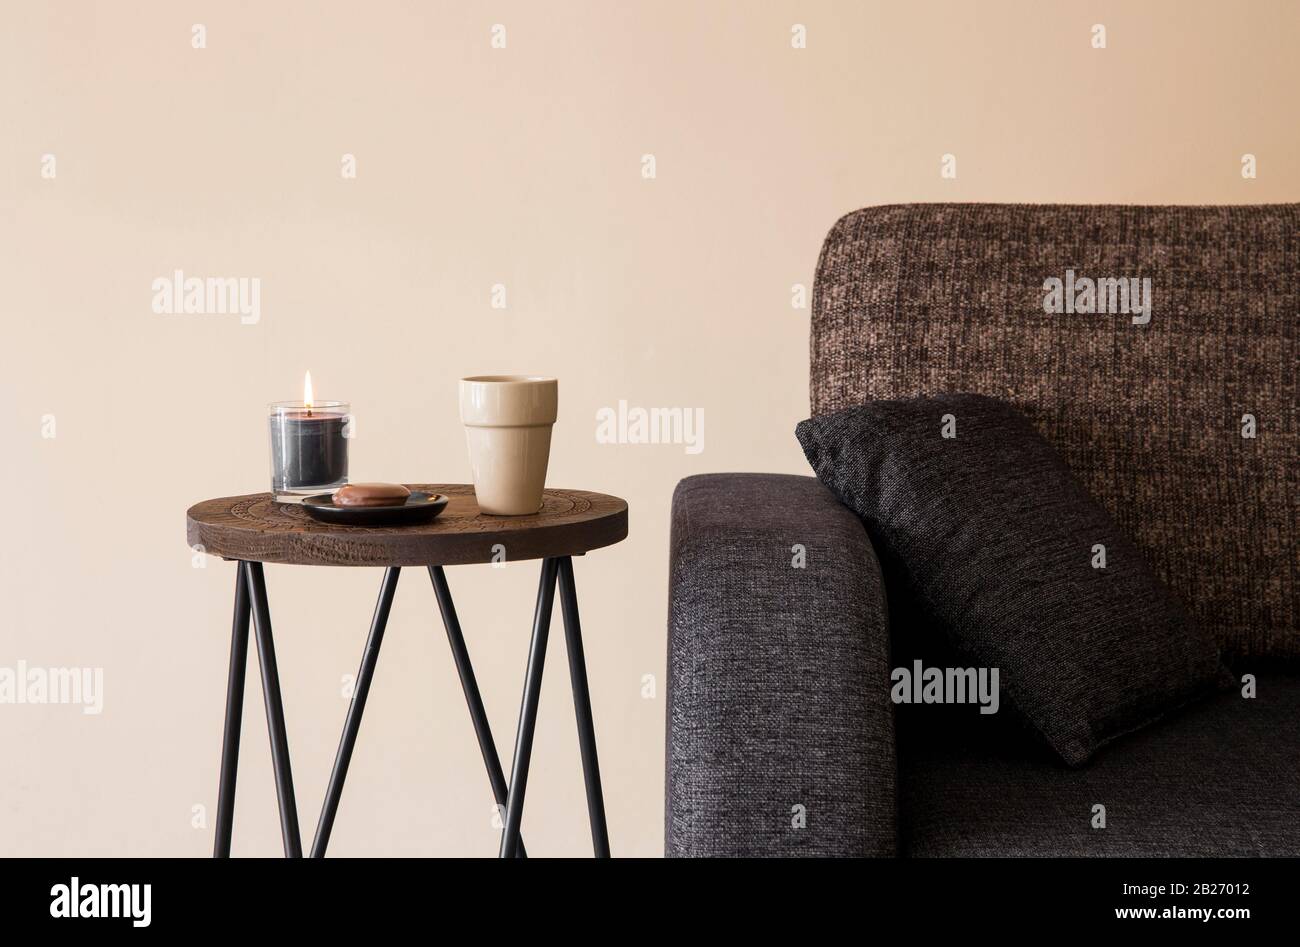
[304,371,314,410]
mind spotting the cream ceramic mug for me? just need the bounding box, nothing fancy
[459,375,558,515]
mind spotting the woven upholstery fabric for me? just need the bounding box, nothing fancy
[810,203,1299,663]
[900,674,1300,856]
[797,394,1229,767]
[666,473,896,856]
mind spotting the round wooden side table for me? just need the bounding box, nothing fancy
[186,484,628,859]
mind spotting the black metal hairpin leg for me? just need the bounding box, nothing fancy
[428,566,527,858]
[557,557,611,857]
[213,562,251,858]
[311,567,401,858]
[214,555,611,859]
[244,561,304,858]
[499,557,559,858]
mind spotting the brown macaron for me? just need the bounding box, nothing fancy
[332,482,412,507]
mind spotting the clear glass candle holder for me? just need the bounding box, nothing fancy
[269,401,350,502]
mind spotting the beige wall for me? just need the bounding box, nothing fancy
[3,0,1297,857]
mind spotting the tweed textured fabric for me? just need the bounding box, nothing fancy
[666,473,896,856]
[796,394,1229,766]
[900,674,1300,856]
[810,203,1299,664]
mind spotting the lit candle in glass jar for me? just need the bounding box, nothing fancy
[269,372,350,502]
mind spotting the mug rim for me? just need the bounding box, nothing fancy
[461,374,556,384]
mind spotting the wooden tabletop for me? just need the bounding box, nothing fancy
[186,485,628,567]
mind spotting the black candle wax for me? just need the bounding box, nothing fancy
[270,410,348,493]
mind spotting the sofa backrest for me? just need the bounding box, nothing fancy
[811,203,1298,664]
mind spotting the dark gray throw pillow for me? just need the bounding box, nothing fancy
[795,393,1228,767]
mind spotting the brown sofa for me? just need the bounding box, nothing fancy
[666,204,1299,856]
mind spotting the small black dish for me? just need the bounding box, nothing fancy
[301,491,449,527]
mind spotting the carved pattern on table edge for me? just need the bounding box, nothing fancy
[186,486,625,566]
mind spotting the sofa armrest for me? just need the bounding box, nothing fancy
[666,473,896,857]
